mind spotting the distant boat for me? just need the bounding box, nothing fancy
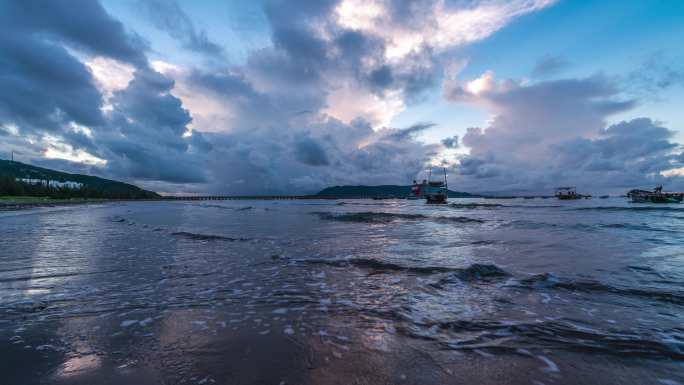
[627,186,683,203]
[424,168,448,204]
[599,195,610,199]
[555,186,590,200]
[408,180,423,200]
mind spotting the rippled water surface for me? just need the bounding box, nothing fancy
[1,198,684,384]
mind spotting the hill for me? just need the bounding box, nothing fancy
[0,160,159,199]
[315,185,478,198]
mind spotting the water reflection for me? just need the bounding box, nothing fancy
[1,199,683,384]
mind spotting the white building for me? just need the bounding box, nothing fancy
[17,178,84,189]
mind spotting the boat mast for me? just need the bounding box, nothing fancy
[443,167,448,191]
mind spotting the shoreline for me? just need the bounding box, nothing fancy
[0,198,115,211]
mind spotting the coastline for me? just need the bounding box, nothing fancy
[0,197,113,211]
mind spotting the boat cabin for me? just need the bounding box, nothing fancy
[555,187,581,200]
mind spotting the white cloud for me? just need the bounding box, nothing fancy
[324,85,404,128]
[85,57,135,111]
[661,167,684,178]
[444,72,684,192]
[43,135,107,166]
[335,0,556,61]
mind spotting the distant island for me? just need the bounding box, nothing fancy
[0,160,159,200]
[315,185,479,199]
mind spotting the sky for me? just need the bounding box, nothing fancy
[1,0,683,195]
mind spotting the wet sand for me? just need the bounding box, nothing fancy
[2,200,684,384]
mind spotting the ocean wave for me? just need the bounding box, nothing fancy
[449,203,564,210]
[198,204,254,211]
[449,203,505,209]
[301,258,508,281]
[431,264,510,287]
[572,206,684,212]
[171,232,251,242]
[499,220,671,233]
[517,273,684,305]
[404,317,684,360]
[313,211,484,224]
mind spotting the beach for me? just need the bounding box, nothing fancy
[1,199,683,384]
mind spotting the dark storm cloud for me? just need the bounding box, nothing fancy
[0,35,104,133]
[0,0,145,140]
[1,0,147,66]
[368,66,394,89]
[294,136,330,166]
[99,68,208,183]
[138,0,225,58]
[0,0,210,187]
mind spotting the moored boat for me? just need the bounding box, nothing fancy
[408,180,424,200]
[555,187,582,200]
[627,186,683,203]
[424,168,448,204]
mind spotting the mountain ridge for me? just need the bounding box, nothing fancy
[0,159,159,199]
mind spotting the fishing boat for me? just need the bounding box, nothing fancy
[555,187,590,200]
[424,168,448,204]
[627,186,684,203]
[407,180,423,200]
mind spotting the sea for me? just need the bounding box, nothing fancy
[1,198,683,385]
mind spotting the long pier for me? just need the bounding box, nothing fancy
[162,195,337,201]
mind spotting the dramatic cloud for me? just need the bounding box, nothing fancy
[444,72,684,193]
[334,0,556,59]
[1,0,147,66]
[2,0,681,195]
[0,0,206,187]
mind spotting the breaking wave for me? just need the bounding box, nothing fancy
[572,206,684,213]
[198,204,254,211]
[301,258,508,280]
[449,203,505,209]
[517,273,684,305]
[449,202,562,209]
[403,317,684,360]
[171,232,251,242]
[313,211,484,224]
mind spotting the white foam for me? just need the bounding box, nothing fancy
[658,379,683,385]
[120,320,138,328]
[139,317,153,326]
[536,355,560,373]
